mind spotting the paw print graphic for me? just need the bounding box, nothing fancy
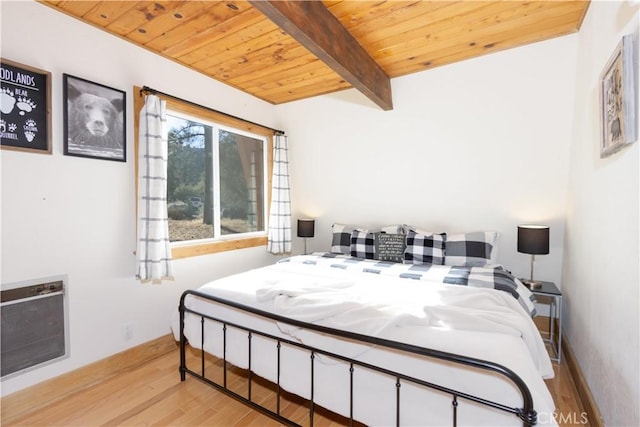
[8,122,17,132]
[24,130,36,142]
[23,119,38,142]
[0,119,5,133]
[1,88,16,114]
[16,97,36,115]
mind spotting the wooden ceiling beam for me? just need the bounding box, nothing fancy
[248,0,393,110]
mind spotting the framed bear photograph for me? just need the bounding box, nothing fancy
[0,58,52,154]
[63,74,126,162]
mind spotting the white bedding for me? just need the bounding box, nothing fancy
[172,255,556,426]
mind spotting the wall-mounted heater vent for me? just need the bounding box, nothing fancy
[1,275,69,379]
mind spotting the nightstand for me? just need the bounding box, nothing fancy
[529,280,562,364]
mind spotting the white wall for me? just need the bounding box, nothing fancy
[278,35,578,286]
[0,0,281,396]
[563,2,640,426]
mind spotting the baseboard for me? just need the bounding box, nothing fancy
[1,334,177,425]
[562,335,604,427]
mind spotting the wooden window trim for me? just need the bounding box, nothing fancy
[133,86,273,259]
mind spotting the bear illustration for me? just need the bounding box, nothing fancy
[67,81,123,149]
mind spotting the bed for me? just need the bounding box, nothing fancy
[172,248,556,426]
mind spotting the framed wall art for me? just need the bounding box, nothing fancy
[63,74,126,162]
[599,34,637,158]
[0,58,52,154]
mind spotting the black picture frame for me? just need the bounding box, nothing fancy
[63,74,126,162]
[1,58,52,154]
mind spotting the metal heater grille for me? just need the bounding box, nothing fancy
[1,276,69,378]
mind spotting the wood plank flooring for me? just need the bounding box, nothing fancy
[4,340,590,427]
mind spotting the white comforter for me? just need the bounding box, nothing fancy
[173,256,556,426]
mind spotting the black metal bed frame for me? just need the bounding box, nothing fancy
[179,289,538,427]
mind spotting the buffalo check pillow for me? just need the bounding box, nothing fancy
[404,231,446,265]
[350,230,376,259]
[444,231,499,267]
[331,223,405,255]
[331,223,356,254]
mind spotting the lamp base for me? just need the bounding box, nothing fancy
[521,279,542,289]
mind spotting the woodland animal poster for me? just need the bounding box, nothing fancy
[0,59,51,154]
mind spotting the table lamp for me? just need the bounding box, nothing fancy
[297,219,315,255]
[517,225,549,289]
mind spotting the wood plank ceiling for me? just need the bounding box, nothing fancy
[40,1,590,110]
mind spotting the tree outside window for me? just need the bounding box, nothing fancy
[166,113,266,243]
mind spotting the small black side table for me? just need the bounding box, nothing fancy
[529,280,562,364]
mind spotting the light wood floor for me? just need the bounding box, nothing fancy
[4,341,589,427]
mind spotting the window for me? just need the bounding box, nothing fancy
[167,111,267,241]
[134,88,273,259]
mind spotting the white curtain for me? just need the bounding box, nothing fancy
[136,95,174,281]
[267,134,292,254]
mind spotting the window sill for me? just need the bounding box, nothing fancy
[171,236,268,259]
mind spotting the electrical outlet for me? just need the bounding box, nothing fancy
[121,323,133,341]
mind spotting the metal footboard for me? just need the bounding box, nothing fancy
[179,289,537,427]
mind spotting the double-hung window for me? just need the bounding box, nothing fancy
[135,88,273,259]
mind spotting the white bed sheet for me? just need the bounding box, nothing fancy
[171,256,557,426]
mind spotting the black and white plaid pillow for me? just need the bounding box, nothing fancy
[350,230,376,259]
[404,231,446,265]
[331,223,357,254]
[444,232,499,267]
[332,223,404,255]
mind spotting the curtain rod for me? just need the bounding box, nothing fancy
[140,85,285,136]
